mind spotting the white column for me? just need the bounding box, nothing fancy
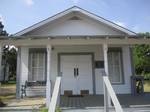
[103,44,109,76]
[46,45,52,107]
[103,44,111,112]
[16,47,21,98]
[0,45,2,82]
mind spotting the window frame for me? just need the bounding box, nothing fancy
[108,47,124,85]
[28,48,47,82]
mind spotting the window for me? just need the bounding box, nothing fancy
[108,48,124,84]
[28,49,46,81]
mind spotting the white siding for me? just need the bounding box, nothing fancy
[50,45,132,94]
[19,45,132,95]
[96,46,132,94]
[26,18,125,36]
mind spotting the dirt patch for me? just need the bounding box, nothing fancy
[8,97,45,107]
[0,84,16,103]
[0,84,16,95]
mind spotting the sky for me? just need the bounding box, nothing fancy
[0,0,150,34]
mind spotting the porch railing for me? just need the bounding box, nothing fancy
[48,76,61,112]
[103,74,123,112]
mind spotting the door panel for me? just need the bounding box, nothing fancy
[77,55,93,94]
[60,56,77,95]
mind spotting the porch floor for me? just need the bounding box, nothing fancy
[60,94,150,108]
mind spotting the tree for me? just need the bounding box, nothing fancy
[0,22,8,36]
[2,46,17,81]
[0,22,17,82]
[133,32,150,76]
[0,22,8,107]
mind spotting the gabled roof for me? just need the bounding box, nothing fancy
[14,6,136,36]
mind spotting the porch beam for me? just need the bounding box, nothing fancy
[103,44,111,112]
[1,38,150,46]
[46,45,52,107]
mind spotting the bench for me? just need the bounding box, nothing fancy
[21,81,46,98]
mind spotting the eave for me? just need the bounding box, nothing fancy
[0,35,150,46]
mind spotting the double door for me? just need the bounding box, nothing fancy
[60,55,93,95]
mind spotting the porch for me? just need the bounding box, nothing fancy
[60,94,150,108]
[60,94,150,112]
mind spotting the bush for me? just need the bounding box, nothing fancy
[144,73,150,79]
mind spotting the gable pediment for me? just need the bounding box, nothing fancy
[15,6,136,36]
[23,14,126,36]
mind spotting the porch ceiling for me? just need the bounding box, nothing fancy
[0,35,150,46]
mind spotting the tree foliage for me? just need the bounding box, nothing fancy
[0,22,17,81]
[133,32,150,75]
[0,22,8,36]
[2,46,17,80]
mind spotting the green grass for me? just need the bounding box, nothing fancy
[38,108,48,112]
[38,107,62,112]
[1,81,16,86]
[1,83,16,87]
[144,80,150,92]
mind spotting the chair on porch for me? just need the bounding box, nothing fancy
[21,80,46,98]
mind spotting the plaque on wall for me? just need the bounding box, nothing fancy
[95,61,104,68]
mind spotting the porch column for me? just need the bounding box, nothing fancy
[103,44,111,112]
[46,45,52,107]
[16,47,21,98]
[0,45,2,82]
[129,46,135,75]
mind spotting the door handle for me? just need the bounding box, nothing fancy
[74,68,79,77]
[76,68,79,77]
[74,68,76,77]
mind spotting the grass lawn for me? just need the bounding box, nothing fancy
[144,80,150,93]
[39,107,61,112]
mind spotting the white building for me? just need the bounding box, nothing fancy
[0,6,149,110]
